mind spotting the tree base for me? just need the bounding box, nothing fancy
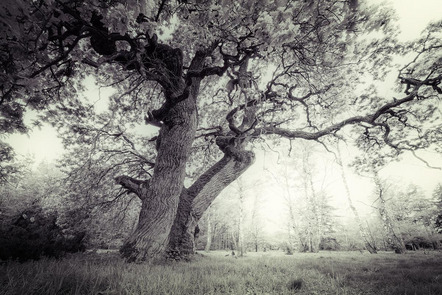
[119,241,141,263]
[165,248,194,261]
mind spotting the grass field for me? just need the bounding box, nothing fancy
[1,250,441,295]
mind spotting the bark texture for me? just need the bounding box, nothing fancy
[120,49,207,263]
[167,148,255,259]
[120,96,198,262]
[117,46,257,262]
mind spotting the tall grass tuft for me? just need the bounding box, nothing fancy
[1,250,441,294]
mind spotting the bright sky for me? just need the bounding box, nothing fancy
[385,0,442,41]
[5,76,115,164]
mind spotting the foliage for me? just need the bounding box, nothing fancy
[0,142,16,184]
[385,183,440,249]
[0,202,86,262]
[320,237,342,251]
[0,157,139,259]
[2,0,440,181]
[434,184,442,233]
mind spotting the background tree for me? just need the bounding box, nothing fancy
[434,184,442,234]
[199,190,240,253]
[1,0,441,262]
[336,142,377,253]
[246,192,265,253]
[388,184,439,250]
[372,175,406,253]
[203,205,213,252]
[269,144,338,253]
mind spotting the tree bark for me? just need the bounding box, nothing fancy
[120,50,206,263]
[166,147,255,259]
[120,95,198,262]
[118,48,256,262]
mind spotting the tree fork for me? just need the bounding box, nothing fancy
[119,45,216,262]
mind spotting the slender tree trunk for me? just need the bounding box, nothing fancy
[238,186,245,257]
[336,144,377,253]
[231,230,238,254]
[378,188,406,253]
[205,207,212,252]
[250,194,261,252]
[283,165,300,252]
[373,174,405,254]
[308,176,321,252]
[301,150,319,253]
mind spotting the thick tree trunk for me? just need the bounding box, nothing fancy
[120,52,207,263]
[118,49,256,262]
[120,96,198,262]
[166,148,255,259]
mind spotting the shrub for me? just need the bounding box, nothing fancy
[404,236,435,250]
[0,204,86,262]
[320,237,341,251]
[283,243,293,255]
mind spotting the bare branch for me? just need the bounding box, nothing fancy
[410,150,442,170]
[255,90,418,141]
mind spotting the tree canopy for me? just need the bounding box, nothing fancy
[1,0,441,261]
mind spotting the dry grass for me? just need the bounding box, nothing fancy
[0,250,441,294]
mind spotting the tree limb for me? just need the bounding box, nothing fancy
[255,91,418,140]
[114,175,149,198]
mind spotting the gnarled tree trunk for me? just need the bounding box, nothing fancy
[117,49,257,262]
[119,49,206,263]
[120,95,198,262]
[167,147,255,259]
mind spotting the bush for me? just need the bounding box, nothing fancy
[283,243,293,255]
[404,236,435,250]
[0,204,86,262]
[320,237,341,251]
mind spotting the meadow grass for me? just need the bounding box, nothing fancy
[0,250,441,295]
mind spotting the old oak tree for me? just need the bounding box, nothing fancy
[1,0,441,262]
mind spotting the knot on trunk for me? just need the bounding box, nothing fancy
[215,136,254,164]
